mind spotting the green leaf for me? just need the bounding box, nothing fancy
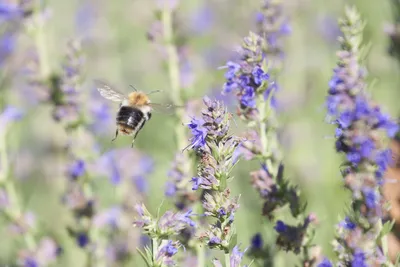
[381,220,395,236]
[219,174,227,191]
[228,232,238,252]
[395,254,400,266]
[136,248,153,267]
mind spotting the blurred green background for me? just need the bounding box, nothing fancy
[1,0,400,266]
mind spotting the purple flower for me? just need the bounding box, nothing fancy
[250,233,263,249]
[252,65,269,85]
[317,258,333,267]
[0,106,23,126]
[341,217,356,230]
[155,240,180,266]
[189,4,213,34]
[0,31,15,66]
[134,204,195,236]
[324,7,394,265]
[24,257,38,267]
[165,181,176,197]
[77,233,89,247]
[134,176,148,193]
[352,250,367,267]
[230,246,246,267]
[274,220,287,233]
[191,176,202,190]
[187,117,208,149]
[209,236,221,245]
[67,159,85,180]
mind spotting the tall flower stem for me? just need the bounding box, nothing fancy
[161,6,186,148]
[224,253,231,267]
[34,0,50,79]
[152,238,159,263]
[196,245,205,267]
[0,123,36,251]
[160,3,203,265]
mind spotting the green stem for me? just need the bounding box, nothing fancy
[35,0,50,79]
[258,95,274,174]
[152,238,159,263]
[224,252,231,267]
[0,131,36,251]
[161,6,188,152]
[196,244,205,267]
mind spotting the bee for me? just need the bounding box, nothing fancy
[95,80,174,147]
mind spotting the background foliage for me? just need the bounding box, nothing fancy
[1,0,400,266]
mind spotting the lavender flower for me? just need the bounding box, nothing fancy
[51,39,85,124]
[149,2,199,253]
[256,0,291,70]
[0,105,62,266]
[212,245,247,267]
[220,4,318,264]
[133,203,195,238]
[323,6,398,265]
[134,203,194,267]
[186,97,242,266]
[17,237,61,267]
[153,240,181,267]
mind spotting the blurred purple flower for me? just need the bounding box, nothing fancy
[189,4,213,34]
[93,206,122,228]
[0,2,22,20]
[74,0,95,36]
[155,240,181,266]
[250,233,263,250]
[133,175,148,193]
[88,87,114,135]
[230,246,246,267]
[324,7,395,265]
[0,31,16,66]
[77,232,89,247]
[67,159,86,180]
[316,15,341,44]
[317,258,333,267]
[52,40,84,123]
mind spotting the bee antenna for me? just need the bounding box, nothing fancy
[147,90,163,95]
[129,84,138,92]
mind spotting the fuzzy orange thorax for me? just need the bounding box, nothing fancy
[128,92,150,106]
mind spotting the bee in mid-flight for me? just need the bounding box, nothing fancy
[95,80,174,147]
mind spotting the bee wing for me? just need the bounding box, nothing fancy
[94,79,126,102]
[149,103,184,115]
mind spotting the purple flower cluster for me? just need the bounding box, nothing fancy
[0,1,34,67]
[52,40,85,124]
[212,245,247,267]
[133,203,195,266]
[222,33,273,117]
[0,106,63,266]
[220,5,320,264]
[134,203,195,237]
[186,97,242,261]
[199,189,239,251]
[256,0,291,70]
[165,152,197,210]
[63,147,154,265]
[319,6,398,266]
[188,97,240,191]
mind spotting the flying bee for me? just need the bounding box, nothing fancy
[94,80,175,147]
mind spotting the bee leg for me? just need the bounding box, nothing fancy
[131,138,135,148]
[111,129,119,142]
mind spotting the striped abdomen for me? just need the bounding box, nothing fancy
[116,106,151,138]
